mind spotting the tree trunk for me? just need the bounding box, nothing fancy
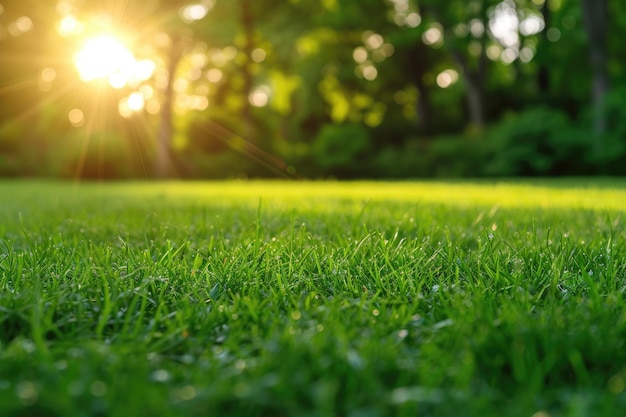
[240,0,255,140]
[451,48,486,131]
[581,0,610,139]
[407,43,432,133]
[154,35,183,179]
[537,2,551,93]
[465,74,485,129]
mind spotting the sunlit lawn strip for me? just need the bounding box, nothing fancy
[0,179,625,416]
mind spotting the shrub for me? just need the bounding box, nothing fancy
[483,107,590,176]
[426,136,487,177]
[372,144,425,178]
[588,86,626,174]
[311,123,372,177]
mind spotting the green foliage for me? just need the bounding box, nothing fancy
[372,137,485,178]
[311,123,372,176]
[371,144,423,178]
[425,136,488,177]
[589,86,626,174]
[0,0,625,179]
[483,108,590,176]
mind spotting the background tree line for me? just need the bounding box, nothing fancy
[0,0,624,179]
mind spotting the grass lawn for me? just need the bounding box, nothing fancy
[0,179,625,416]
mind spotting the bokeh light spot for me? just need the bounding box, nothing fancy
[436,69,459,88]
[108,73,127,89]
[68,109,84,127]
[486,45,502,61]
[58,15,83,37]
[223,46,238,60]
[365,33,384,50]
[207,68,223,83]
[128,92,145,111]
[362,65,378,81]
[381,43,395,58]
[519,47,535,63]
[500,47,518,64]
[353,47,368,64]
[520,15,544,36]
[454,23,469,38]
[8,23,21,37]
[547,28,561,42]
[470,19,485,37]
[180,2,214,22]
[249,86,270,107]
[140,85,155,99]
[146,100,161,115]
[422,26,443,47]
[118,99,133,119]
[251,48,266,63]
[173,79,189,93]
[406,13,421,28]
[74,35,136,84]
[41,68,56,82]
[56,2,72,16]
[468,41,482,57]
[16,16,33,33]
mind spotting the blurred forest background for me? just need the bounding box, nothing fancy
[0,0,624,179]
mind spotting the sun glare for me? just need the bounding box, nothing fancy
[74,35,155,88]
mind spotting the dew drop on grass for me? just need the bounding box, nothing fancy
[19,339,36,354]
[179,354,194,364]
[235,359,246,371]
[173,385,196,401]
[16,381,38,405]
[347,350,363,369]
[68,381,84,396]
[608,374,625,394]
[90,381,107,397]
[68,348,85,358]
[151,369,172,383]
[233,382,249,397]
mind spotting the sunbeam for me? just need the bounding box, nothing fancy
[0,0,302,180]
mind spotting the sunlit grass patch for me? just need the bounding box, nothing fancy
[0,179,625,416]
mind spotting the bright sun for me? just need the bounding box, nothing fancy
[74,34,155,89]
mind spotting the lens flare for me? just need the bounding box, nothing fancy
[74,35,136,83]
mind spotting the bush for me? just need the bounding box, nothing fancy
[483,107,590,176]
[589,86,626,174]
[371,144,425,178]
[311,123,372,177]
[426,136,487,177]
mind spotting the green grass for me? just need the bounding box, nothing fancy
[0,179,625,416]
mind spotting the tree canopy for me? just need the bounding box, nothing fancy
[0,0,624,178]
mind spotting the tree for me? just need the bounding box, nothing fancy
[581,0,610,138]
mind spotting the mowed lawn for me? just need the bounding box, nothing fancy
[0,179,625,416]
